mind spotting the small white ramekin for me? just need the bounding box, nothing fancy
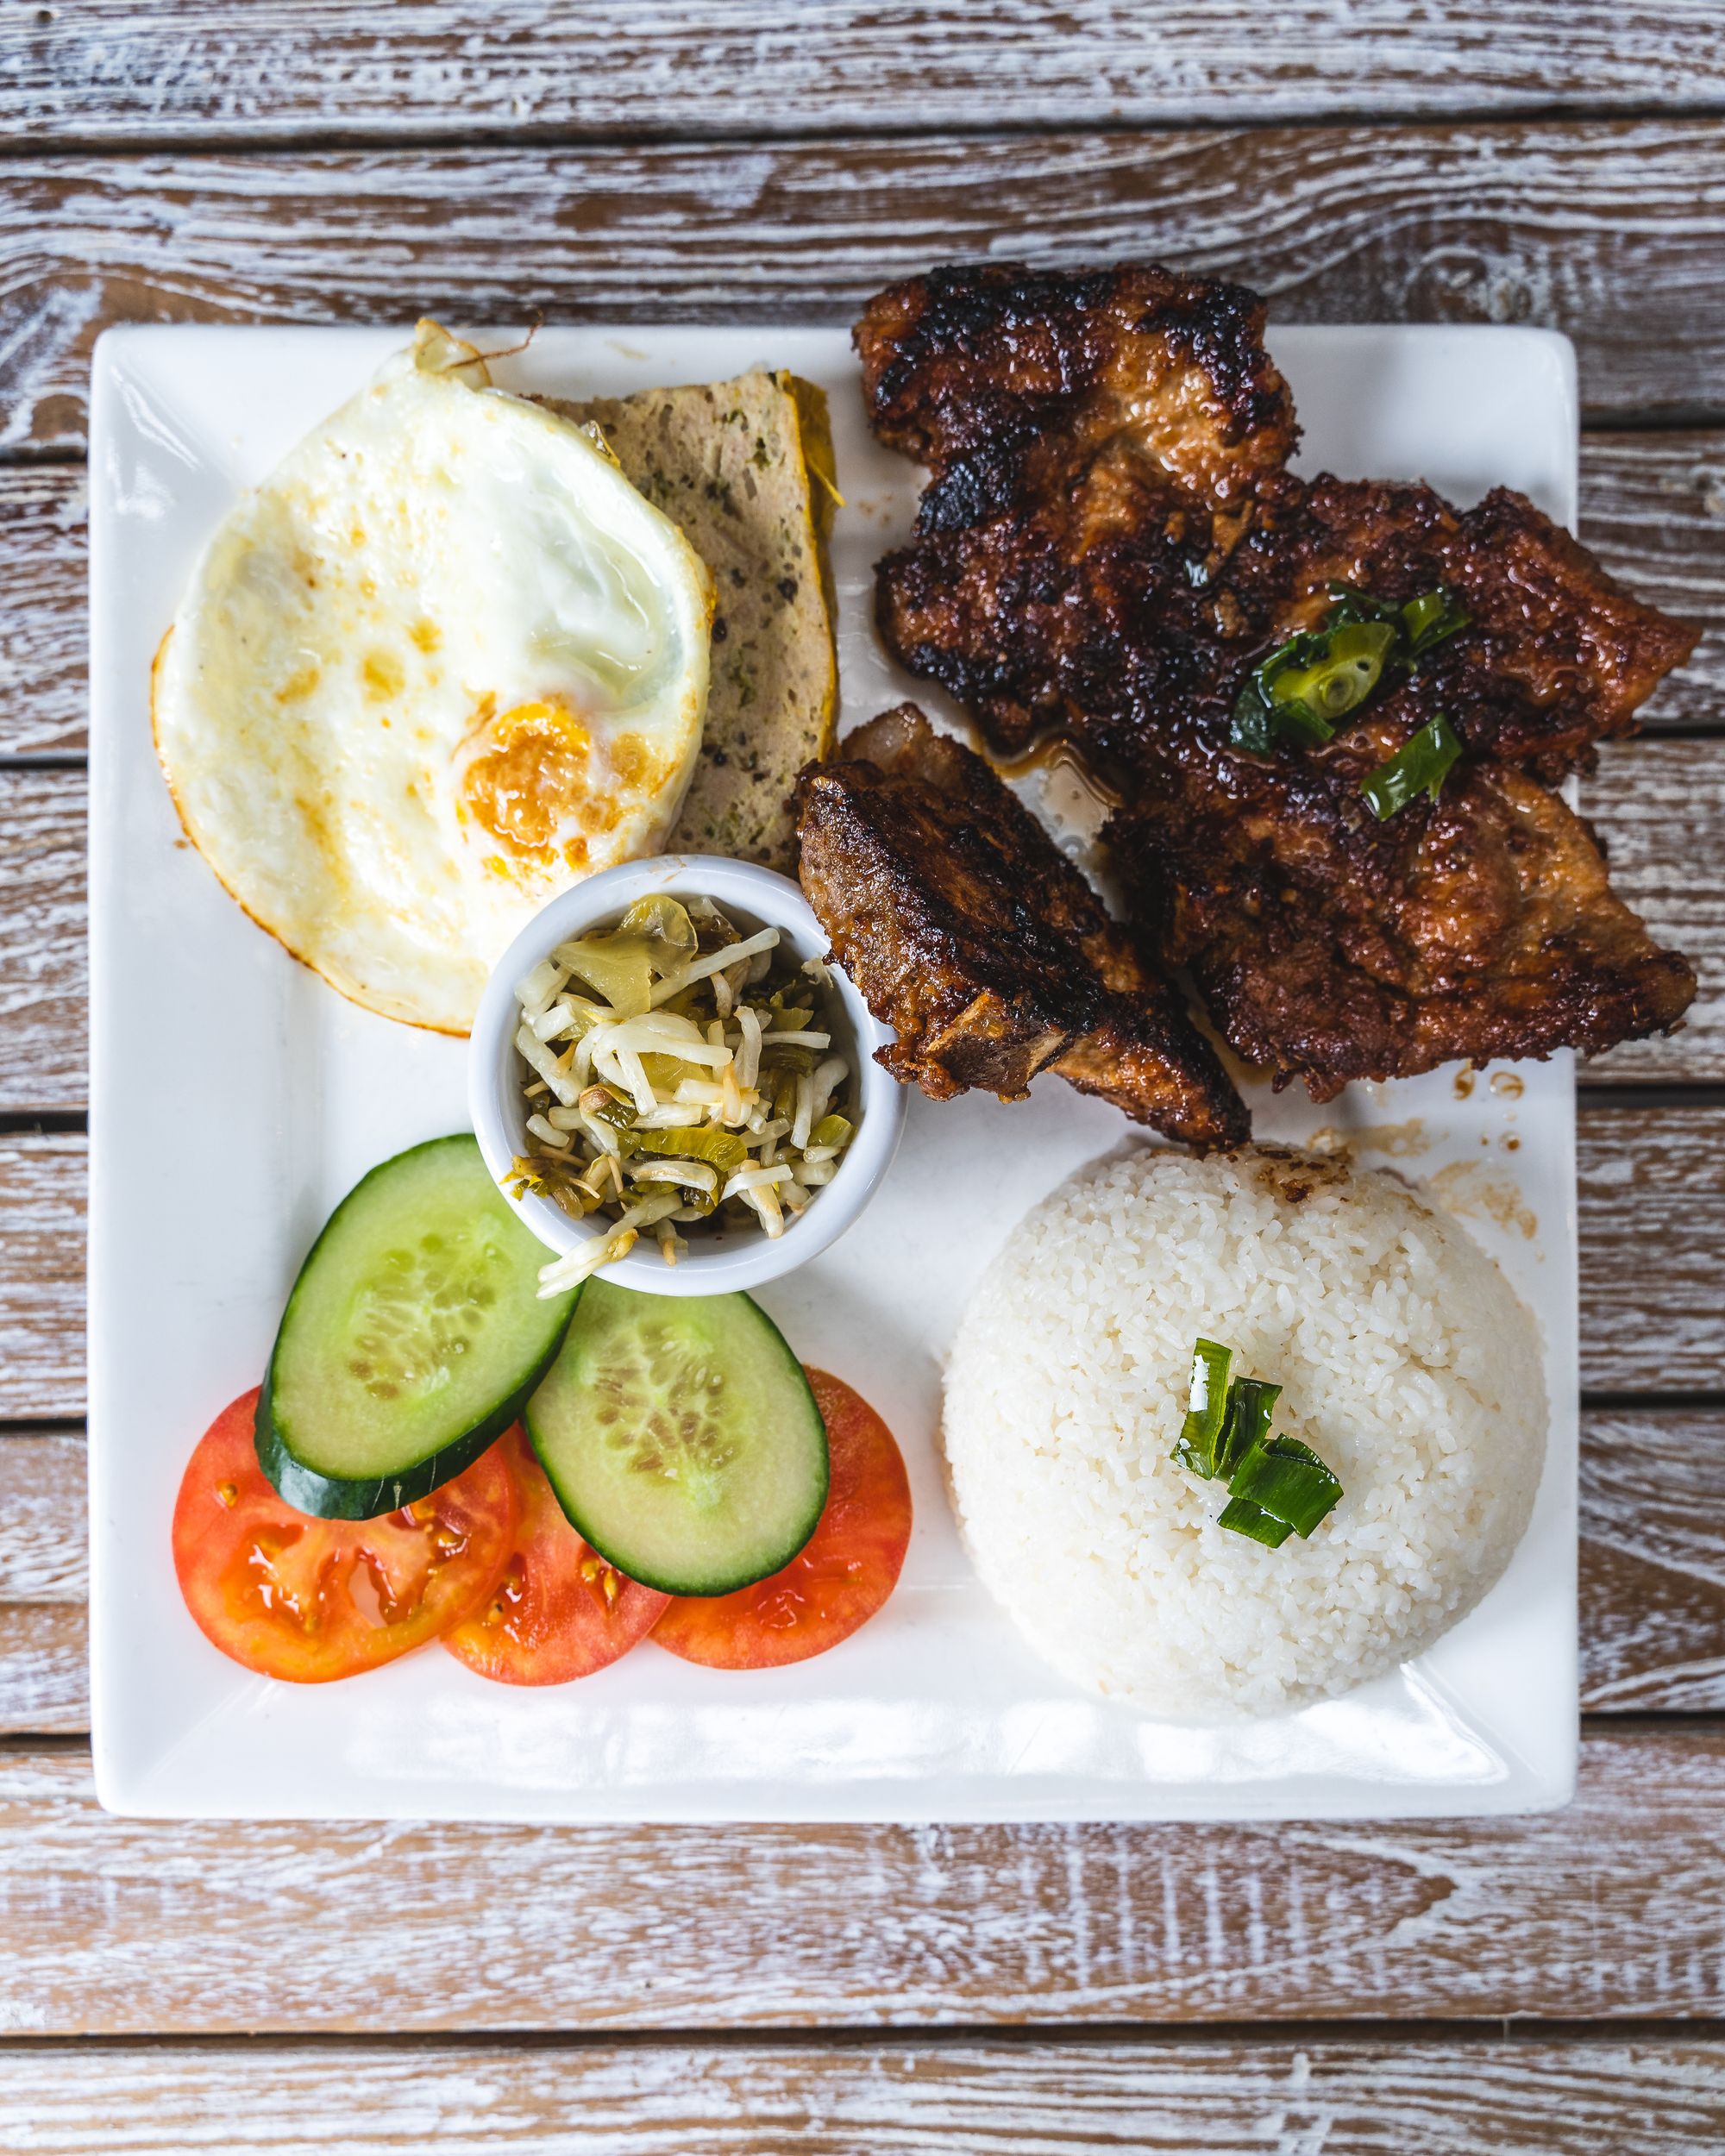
[469,854,906,1297]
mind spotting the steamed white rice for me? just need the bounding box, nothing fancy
[941,1144,1546,1720]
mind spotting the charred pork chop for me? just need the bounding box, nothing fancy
[1111,734,1697,1100]
[855,260,1698,1095]
[795,705,1248,1148]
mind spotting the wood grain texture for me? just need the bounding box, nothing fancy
[1582,1413,1725,1712]
[6,2,1725,144]
[0,1604,85,1735]
[0,1432,84,1601]
[0,769,84,1113]
[6,1409,1722,1735]
[1576,1108,1725,1393]
[0,465,85,755]
[1577,738,1725,1085]
[0,1135,84,1419]
[11,440,1716,756]
[1580,433,1725,732]
[0,1432,85,1737]
[0,1728,1722,2031]
[1,2037,1722,2154]
[11,125,1725,453]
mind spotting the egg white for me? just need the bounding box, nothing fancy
[153,321,714,1032]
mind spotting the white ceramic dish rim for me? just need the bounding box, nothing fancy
[86,319,1579,1822]
[469,853,906,1294]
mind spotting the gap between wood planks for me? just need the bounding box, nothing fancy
[0,2014,1723,2051]
[12,101,1725,167]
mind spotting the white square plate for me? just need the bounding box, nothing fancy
[89,322,1579,1821]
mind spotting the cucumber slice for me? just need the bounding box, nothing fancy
[526,1280,829,1596]
[258,1135,580,1519]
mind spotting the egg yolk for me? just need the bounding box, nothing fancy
[459,700,612,872]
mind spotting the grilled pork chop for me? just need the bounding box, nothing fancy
[856,260,1698,1095]
[1112,736,1697,1100]
[795,705,1248,1148]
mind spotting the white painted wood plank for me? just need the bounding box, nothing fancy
[1579,1413,1725,1712]
[3,1,1722,141]
[0,1135,84,1417]
[1579,432,1725,733]
[0,1730,1720,2028]
[0,1432,84,1600]
[1578,739,1725,1085]
[1576,1108,1725,1392]
[0,1604,85,1734]
[0,465,85,755]
[0,2036,1722,2154]
[8,126,1725,454]
[0,769,84,1112]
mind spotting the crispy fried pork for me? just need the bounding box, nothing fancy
[795,705,1248,1148]
[855,260,1699,1095]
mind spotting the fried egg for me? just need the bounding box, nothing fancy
[153,321,714,1032]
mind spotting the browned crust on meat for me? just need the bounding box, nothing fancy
[795,704,1248,1147]
[1113,746,1697,1098]
[854,260,1700,1095]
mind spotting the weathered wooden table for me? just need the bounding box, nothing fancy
[3,7,1724,2147]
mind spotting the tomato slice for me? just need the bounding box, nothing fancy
[652,1368,913,1670]
[442,1425,670,1684]
[172,1388,517,1683]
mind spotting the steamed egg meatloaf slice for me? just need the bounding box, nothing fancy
[152,321,713,1034]
[545,372,838,872]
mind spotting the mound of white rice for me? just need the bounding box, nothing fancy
[942,1144,1546,1720]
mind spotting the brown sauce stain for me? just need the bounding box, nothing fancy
[1317,1116,1431,1161]
[1452,1063,1477,1100]
[1490,1069,1526,1098]
[1429,1160,1538,1241]
[992,735,1124,816]
[1249,1144,1352,1206]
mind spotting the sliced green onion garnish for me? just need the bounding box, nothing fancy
[1262,696,1335,749]
[1168,1338,1345,1547]
[1401,585,1469,657]
[1217,1376,1281,1478]
[1324,580,1404,628]
[807,1112,853,1151]
[1226,1435,1344,1539]
[1266,619,1397,736]
[1173,1337,1233,1478]
[1216,1495,1295,1549]
[1231,680,1277,752]
[1359,711,1463,821]
[1233,584,1468,753]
